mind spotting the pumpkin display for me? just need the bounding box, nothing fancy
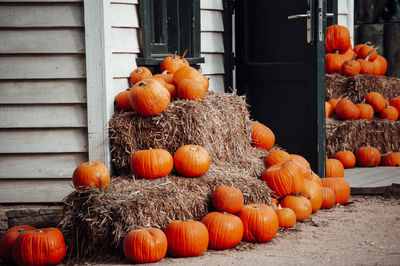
[265,149,290,168]
[212,185,244,213]
[300,180,323,213]
[12,227,66,266]
[131,149,173,179]
[123,228,167,264]
[172,66,209,91]
[356,103,374,120]
[365,92,387,113]
[326,158,344,177]
[280,195,312,222]
[325,52,347,73]
[334,150,356,168]
[356,58,374,75]
[320,187,336,209]
[173,145,210,177]
[130,67,153,84]
[164,219,209,257]
[72,161,110,190]
[325,25,351,53]
[129,79,170,116]
[341,58,361,76]
[305,171,322,186]
[251,121,275,151]
[355,147,381,167]
[177,79,207,100]
[201,212,244,250]
[0,225,36,264]
[381,152,400,167]
[153,71,174,84]
[389,96,400,114]
[334,99,360,120]
[115,90,132,110]
[328,98,339,110]
[289,154,311,178]
[151,77,177,100]
[371,57,383,76]
[160,51,190,74]
[375,55,387,75]
[276,208,296,228]
[356,45,377,62]
[262,161,304,198]
[321,178,350,204]
[380,106,399,121]
[236,204,279,243]
[326,101,334,117]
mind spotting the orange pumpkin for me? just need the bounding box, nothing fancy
[177,79,206,100]
[356,58,375,74]
[356,45,377,62]
[276,208,296,228]
[289,154,311,178]
[212,185,244,214]
[325,25,351,53]
[321,178,350,204]
[381,152,400,166]
[380,106,399,121]
[334,150,356,168]
[280,195,312,221]
[325,53,347,73]
[335,99,360,120]
[251,121,275,151]
[341,58,361,76]
[375,55,387,75]
[160,52,190,74]
[174,145,210,177]
[325,101,334,117]
[328,98,339,111]
[305,171,322,186]
[153,71,174,84]
[0,225,36,264]
[123,228,167,263]
[115,90,132,110]
[130,149,173,179]
[300,181,323,213]
[265,149,290,168]
[72,161,110,190]
[130,67,153,84]
[365,92,387,113]
[389,96,400,114]
[355,147,381,167]
[320,187,336,209]
[371,58,382,76]
[173,66,209,91]
[356,103,374,120]
[326,158,344,177]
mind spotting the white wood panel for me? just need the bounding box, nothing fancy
[0,129,88,153]
[205,75,225,93]
[111,28,140,53]
[0,0,82,2]
[110,4,139,28]
[112,54,138,78]
[0,80,86,104]
[200,0,223,10]
[200,53,225,75]
[0,179,74,203]
[0,29,85,54]
[0,105,87,128]
[110,0,138,3]
[0,153,87,179]
[201,10,224,32]
[338,0,349,13]
[201,32,225,53]
[0,4,84,27]
[0,55,86,79]
[113,78,131,94]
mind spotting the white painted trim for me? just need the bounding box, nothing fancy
[84,0,113,170]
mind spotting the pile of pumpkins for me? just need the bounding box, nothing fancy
[330,148,400,168]
[325,24,387,76]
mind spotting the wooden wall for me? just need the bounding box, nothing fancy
[0,0,86,202]
[338,0,354,45]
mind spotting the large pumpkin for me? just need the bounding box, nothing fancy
[300,180,323,213]
[251,121,275,151]
[130,67,153,84]
[123,228,167,264]
[325,52,347,73]
[321,177,350,204]
[356,103,374,120]
[172,66,209,91]
[280,195,312,221]
[355,147,381,167]
[289,154,311,178]
[236,204,279,243]
[160,53,190,74]
[325,25,351,53]
[380,106,399,121]
[334,150,356,168]
[12,228,66,266]
[164,220,209,257]
[305,171,322,186]
[177,79,206,100]
[365,92,387,113]
[201,212,243,250]
[72,161,110,190]
[212,185,244,213]
[0,225,36,264]
[130,149,173,179]
[381,152,400,167]
[320,187,336,209]
[265,149,290,168]
[275,208,296,228]
[326,158,344,177]
[174,145,210,177]
[335,99,360,120]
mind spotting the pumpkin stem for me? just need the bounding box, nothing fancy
[188,147,198,152]
[161,70,170,75]
[182,49,188,58]
[136,68,143,74]
[252,205,260,209]
[222,212,228,215]
[86,162,94,166]
[138,81,148,87]
[17,229,26,234]
[365,49,374,61]
[36,229,43,233]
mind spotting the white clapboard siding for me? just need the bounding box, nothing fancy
[0,29,85,54]
[201,32,225,53]
[0,0,82,2]
[0,179,75,203]
[111,28,140,53]
[112,54,137,78]
[200,0,223,10]
[0,4,84,28]
[0,80,86,104]
[110,3,139,28]
[0,129,88,153]
[205,75,225,93]
[201,10,224,32]
[0,153,87,179]
[110,0,138,4]
[0,55,86,79]
[200,54,225,75]
[338,0,354,45]
[113,78,132,93]
[0,105,87,128]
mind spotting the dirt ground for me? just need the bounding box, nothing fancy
[73,195,400,266]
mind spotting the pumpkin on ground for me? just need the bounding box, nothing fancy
[164,220,209,257]
[300,181,323,213]
[381,152,400,166]
[325,25,351,53]
[72,161,110,190]
[0,225,36,264]
[334,150,356,168]
[321,177,350,204]
[380,106,399,121]
[280,195,312,221]
[130,149,173,179]
[326,158,344,177]
[335,99,360,120]
[174,145,210,177]
[251,121,275,151]
[201,212,243,250]
[365,92,387,113]
[115,90,132,110]
[236,204,279,243]
[320,187,336,209]
[305,171,322,186]
[276,208,296,228]
[356,103,374,120]
[177,79,206,100]
[160,51,190,74]
[265,149,290,168]
[355,147,381,167]
[212,185,244,213]
[130,67,153,84]
[123,228,167,264]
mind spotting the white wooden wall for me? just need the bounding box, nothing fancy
[338,0,354,46]
[0,0,87,202]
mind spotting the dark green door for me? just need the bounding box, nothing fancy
[235,0,328,177]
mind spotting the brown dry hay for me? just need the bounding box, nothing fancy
[326,74,400,102]
[325,117,400,157]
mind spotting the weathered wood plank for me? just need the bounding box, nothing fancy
[0,29,85,54]
[200,53,225,75]
[111,28,140,53]
[112,54,137,78]
[0,4,84,27]
[110,3,139,28]
[0,129,88,153]
[204,74,225,93]
[0,55,86,79]
[0,179,74,203]
[0,80,86,104]
[200,0,223,10]
[0,105,87,128]
[0,153,87,179]
[201,32,225,53]
[201,10,224,32]
[345,167,400,187]
[113,78,131,94]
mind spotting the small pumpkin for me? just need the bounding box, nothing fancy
[130,67,153,84]
[177,79,207,100]
[381,152,400,167]
[300,180,323,213]
[305,171,322,186]
[356,103,374,120]
[325,25,351,53]
[334,150,356,168]
[389,96,400,114]
[164,219,209,257]
[160,51,190,74]
[356,45,377,62]
[328,98,339,111]
[123,228,167,264]
[173,66,209,91]
[280,195,312,221]
[355,147,381,167]
[0,225,36,264]
[375,55,387,75]
[201,212,243,250]
[276,208,296,228]
[371,57,382,76]
[380,106,399,121]
[115,90,132,110]
[265,149,290,168]
[356,58,375,75]
[212,185,244,213]
[326,158,344,177]
[72,161,110,190]
[365,92,387,113]
[321,177,350,204]
[251,121,275,151]
[153,71,174,84]
[335,99,360,120]
[131,149,173,179]
[320,187,336,209]
[341,58,361,76]
[325,101,334,117]
[174,145,210,177]
[237,204,279,243]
